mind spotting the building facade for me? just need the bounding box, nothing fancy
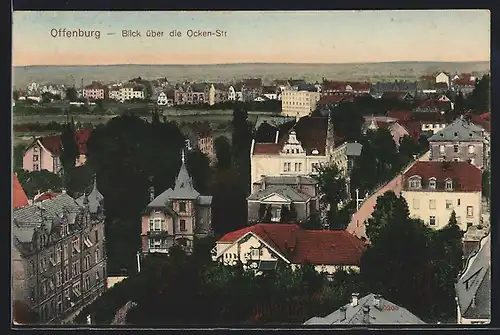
[401,161,482,231]
[140,151,212,255]
[12,182,106,324]
[428,118,487,169]
[82,82,108,101]
[281,88,321,118]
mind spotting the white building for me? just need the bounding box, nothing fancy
[157,91,173,106]
[281,88,321,118]
[212,223,365,276]
[435,72,450,87]
[401,161,482,231]
[250,116,350,185]
[228,84,243,101]
[83,82,108,101]
[118,83,146,101]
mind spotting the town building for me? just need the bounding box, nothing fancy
[12,180,107,324]
[208,83,228,105]
[380,91,414,101]
[175,83,208,105]
[322,80,371,96]
[455,234,490,324]
[250,116,355,186]
[22,129,92,174]
[108,86,121,101]
[262,86,279,100]
[242,78,263,102]
[140,151,212,255]
[370,81,418,96]
[118,83,146,101]
[427,117,488,169]
[228,83,243,101]
[304,293,425,325]
[401,161,482,231]
[281,86,321,118]
[180,122,215,162]
[435,72,451,87]
[156,90,174,106]
[247,176,320,224]
[211,224,365,276]
[82,82,108,101]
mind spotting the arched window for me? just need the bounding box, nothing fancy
[95,247,100,263]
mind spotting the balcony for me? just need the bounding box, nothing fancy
[147,230,169,237]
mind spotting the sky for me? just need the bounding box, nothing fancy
[12,10,490,66]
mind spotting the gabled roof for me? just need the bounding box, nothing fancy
[76,178,104,213]
[247,185,311,202]
[304,293,425,324]
[13,174,29,209]
[27,129,92,156]
[456,234,491,320]
[170,154,200,200]
[217,224,366,266]
[428,118,485,142]
[403,161,482,192]
[243,78,262,89]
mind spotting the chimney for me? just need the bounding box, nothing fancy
[373,294,382,310]
[351,293,359,307]
[339,306,347,321]
[362,306,370,324]
[275,130,280,144]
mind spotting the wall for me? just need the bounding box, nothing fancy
[281,90,320,118]
[12,246,28,303]
[106,276,127,289]
[429,141,484,168]
[402,190,481,230]
[346,174,403,240]
[23,142,55,173]
[220,234,284,266]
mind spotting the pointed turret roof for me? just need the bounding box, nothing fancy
[170,150,200,200]
[76,176,104,213]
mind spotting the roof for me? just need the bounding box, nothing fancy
[262,86,277,94]
[253,116,295,130]
[13,174,29,209]
[454,78,475,86]
[381,91,411,100]
[84,82,107,90]
[252,116,332,156]
[346,142,363,156]
[403,161,482,192]
[387,110,413,122]
[465,112,491,134]
[34,192,60,202]
[428,118,485,142]
[456,234,490,320]
[31,129,92,156]
[399,120,423,143]
[13,193,81,244]
[304,293,425,324]
[191,83,208,93]
[76,179,104,213]
[218,224,366,266]
[183,122,212,138]
[253,175,318,186]
[247,185,311,202]
[243,78,262,89]
[317,95,351,105]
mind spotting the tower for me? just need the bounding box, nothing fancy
[326,112,335,160]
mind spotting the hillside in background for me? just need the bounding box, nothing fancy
[13,61,490,88]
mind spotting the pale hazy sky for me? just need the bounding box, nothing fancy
[13,10,490,66]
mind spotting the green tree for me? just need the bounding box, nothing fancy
[398,135,417,166]
[258,204,266,221]
[302,213,323,230]
[350,138,378,195]
[263,205,272,222]
[329,103,364,142]
[65,87,78,102]
[41,92,53,103]
[470,74,490,113]
[186,149,211,194]
[365,191,410,245]
[231,109,252,194]
[279,204,290,223]
[214,136,232,171]
[289,202,297,222]
[13,90,20,101]
[482,170,490,203]
[372,128,400,178]
[313,163,347,226]
[60,122,79,177]
[17,170,63,198]
[254,122,278,143]
[13,144,26,172]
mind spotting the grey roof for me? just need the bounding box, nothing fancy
[147,188,174,208]
[456,234,491,320]
[197,195,213,206]
[254,116,295,130]
[13,194,81,243]
[346,142,363,156]
[304,293,425,325]
[76,179,104,213]
[170,158,200,200]
[247,185,311,202]
[253,175,318,186]
[428,118,485,142]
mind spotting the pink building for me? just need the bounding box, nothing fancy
[22,129,92,174]
[140,151,213,255]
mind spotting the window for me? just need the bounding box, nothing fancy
[49,249,56,266]
[33,164,39,171]
[94,230,99,243]
[72,237,80,255]
[33,147,39,152]
[56,271,62,287]
[298,163,302,172]
[63,245,68,260]
[180,219,187,232]
[429,216,436,226]
[57,295,63,313]
[55,245,62,263]
[453,158,460,162]
[409,178,421,189]
[72,282,81,298]
[439,145,445,153]
[83,235,93,248]
[312,163,319,172]
[457,199,461,206]
[445,180,453,190]
[412,199,420,210]
[179,202,186,212]
[446,200,453,210]
[95,269,100,282]
[149,219,154,231]
[428,179,436,189]
[30,287,36,301]
[95,247,100,263]
[251,249,260,257]
[294,163,298,171]
[84,254,92,271]
[429,199,436,210]
[453,145,459,153]
[284,162,290,172]
[467,206,473,217]
[33,155,39,162]
[63,267,69,282]
[468,145,475,154]
[83,275,90,291]
[153,219,161,231]
[72,260,80,277]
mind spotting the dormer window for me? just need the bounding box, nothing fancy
[409,177,421,189]
[312,149,319,155]
[445,179,453,191]
[428,178,436,189]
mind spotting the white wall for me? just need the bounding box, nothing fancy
[281,90,321,118]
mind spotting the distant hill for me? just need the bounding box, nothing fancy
[13,61,490,88]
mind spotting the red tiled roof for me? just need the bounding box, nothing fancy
[13,174,29,208]
[416,99,451,110]
[218,224,366,266]
[34,192,61,202]
[244,78,262,89]
[387,110,413,121]
[317,94,353,105]
[434,82,449,89]
[253,116,332,156]
[411,112,446,123]
[84,81,107,90]
[349,82,371,92]
[420,75,435,81]
[37,129,92,156]
[454,78,475,86]
[381,91,409,100]
[399,120,422,143]
[403,161,482,192]
[465,112,491,133]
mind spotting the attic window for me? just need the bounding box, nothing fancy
[409,176,422,189]
[312,149,319,155]
[440,133,444,137]
[445,180,453,191]
[428,178,436,189]
[454,132,459,137]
